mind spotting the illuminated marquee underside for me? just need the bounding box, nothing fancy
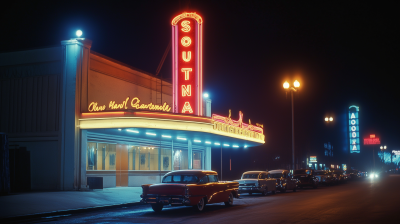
[79,111,265,144]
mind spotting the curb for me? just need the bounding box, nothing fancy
[0,201,143,223]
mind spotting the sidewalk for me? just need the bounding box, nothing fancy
[0,187,142,219]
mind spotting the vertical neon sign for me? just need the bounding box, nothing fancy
[349,105,360,153]
[172,12,203,115]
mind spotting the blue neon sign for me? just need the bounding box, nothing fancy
[349,105,360,153]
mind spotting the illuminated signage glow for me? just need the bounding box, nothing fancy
[88,97,171,112]
[172,12,203,115]
[212,111,265,142]
[364,134,381,145]
[310,156,317,163]
[349,105,360,153]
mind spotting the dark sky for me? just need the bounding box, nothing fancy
[1,0,399,174]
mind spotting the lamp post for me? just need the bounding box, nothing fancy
[380,145,387,171]
[324,116,334,168]
[283,80,300,171]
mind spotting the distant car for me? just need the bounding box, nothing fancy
[293,169,318,189]
[269,169,298,192]
[235,171,277,195]
[313,170,334,186]
[141,170,239,212]
[331,170,345,183]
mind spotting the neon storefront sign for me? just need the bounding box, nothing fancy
[171,12,203,115]
[212,111,265,141]
[88,97,171,112]
[349,105,360,153]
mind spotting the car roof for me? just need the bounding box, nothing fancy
[243,171,268,174]
[269,169,289,174]
[164,170,217,176]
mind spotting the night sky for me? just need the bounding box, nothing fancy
[1,1,399,178]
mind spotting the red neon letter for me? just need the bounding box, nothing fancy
[182,51,191,62]
[182,102,193,113]
[182,85,191,96]
[181,20,191,32]
[181,68,192,80]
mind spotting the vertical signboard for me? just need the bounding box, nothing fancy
[171,12,203,115]
[349,105,360,153]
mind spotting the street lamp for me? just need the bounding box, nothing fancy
[325,117,333,122]
[283,80,300,171]
[380,145,387,171]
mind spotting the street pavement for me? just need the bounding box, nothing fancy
[22,174,400,224]
[0,187,142,219]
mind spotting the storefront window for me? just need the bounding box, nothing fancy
[161,148,172,171]
[87,142,116,170]
[139,146,159,170]
[193,151,203,169]
[174,149,188,170]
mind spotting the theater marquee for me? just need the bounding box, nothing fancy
[172,12,203,115]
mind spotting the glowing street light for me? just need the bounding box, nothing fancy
[325,117,333,122]
[203,93,209,98]
[283,80,301,171]
[76,30,83,38]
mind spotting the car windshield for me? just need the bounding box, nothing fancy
[242,173,259,179]
[270,173,283,178]
[294,170,311,175]
[162,175,199,184]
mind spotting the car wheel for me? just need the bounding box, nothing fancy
[151,204,163,212]
[194,197,206,211]
[262,188,268,196]
[225,193,234,206]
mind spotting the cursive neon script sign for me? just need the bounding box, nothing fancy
[172,12,203,115]
[88,97,171,112]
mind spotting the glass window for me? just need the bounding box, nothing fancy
[128,145,139,170]
[138,146,159,170]
[162,175,198,183]
[193,151,203,169]
[161,148,172,171]
[199,175,208,184]
[242,173,259,179]
[208,175,218,182]
[270,173,283,178]
[173,149,188,170]
[87,143,116,170]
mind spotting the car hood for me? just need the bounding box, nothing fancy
[235,179,258,184]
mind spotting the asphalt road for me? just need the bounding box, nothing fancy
[24,174,400,223]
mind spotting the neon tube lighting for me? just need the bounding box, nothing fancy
[233,145,239,148]
[194,140,201,143]
[224,144,230,147]
[214,143,220,145]
[205,141,211,144]
[244,145,248,148]
[118,129,121,131]
[126,129,139,133]
[146,133,156,136]
[162,135,171,138]
[177,137,187,140]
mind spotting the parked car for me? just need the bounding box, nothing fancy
[140,170,239,212]
[293,169,319,189]
[313,170,334,186]
[269,169,298,192]
[235,171,277,195]
[331,170,346,183]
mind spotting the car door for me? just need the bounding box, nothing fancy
[266,173,276,191]
[207,174,225,203]
[259,173,267,190]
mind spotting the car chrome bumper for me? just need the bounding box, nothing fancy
[141,195,191,206]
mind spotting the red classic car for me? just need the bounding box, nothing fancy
[141,170,239,212]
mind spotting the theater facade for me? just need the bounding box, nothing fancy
[0,12,265,190]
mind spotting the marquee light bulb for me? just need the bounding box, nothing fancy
[76,30,82,37]
[294,80,300,88]
[283,81,289,89]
